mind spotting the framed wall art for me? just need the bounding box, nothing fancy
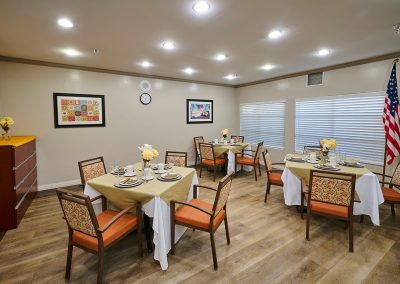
[186,99,213,124]
[53,93,106,128]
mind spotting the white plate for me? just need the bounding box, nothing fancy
[142,176,154,181]
[124,172,136,177]
[306,159,319,164]
[154,170,167,174]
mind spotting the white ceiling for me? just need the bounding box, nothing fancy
[0,0,399,85]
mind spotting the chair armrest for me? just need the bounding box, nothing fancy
[272,162,286,166]
[90,195,104,202]
[265,169,283,173]
[97,205,136,233]
[90,195,107,211]
[193,184,217,198]
[242,149,256,153]
[373,172,392,179]
[170,200,212,216]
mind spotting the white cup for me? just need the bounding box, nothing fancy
[330,156,337,166]
[230,139,235,144]
[125,165,134,175]
[214,138,218,144]
[157,163,164,172]
[310,152,317,163]
[144,168,152,179]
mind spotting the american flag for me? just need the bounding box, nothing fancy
[383,62,399,165]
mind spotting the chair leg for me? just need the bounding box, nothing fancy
[97,248,104,284]
[306,213,310,240]
[65,239,73,279]
[264,183,271,203]
[254,166,258,181]
[224,214,230,245]
[258,163,262,176]
[349,219,354,252]
[144,215,153,253]
[210,232,218,270]
[137,218,143,258]
[300,193,304,220]
[195,155,198,168]
[199,164,203,178]
[359,215,364,224]
[170,211,175,255]
[391,203,396,216]
[213,166,216,182]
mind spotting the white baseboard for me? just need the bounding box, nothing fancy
[38,179,81,191]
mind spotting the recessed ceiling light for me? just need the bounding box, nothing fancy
[140,60,152,68]
[193,1,210,14]
[317,49,330,56]
[224,74,237,80]
[183,67,196,75]
[57,18,73,28]
[61,49,81,57]
[260,64,275,71]
[162,41,175,50]
[215,53,227,61]
[268,30,282,39]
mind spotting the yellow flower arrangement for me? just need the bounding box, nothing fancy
[0,116,14,132]
[138,144,159,161]
[320,139,337,151]
[221,128,229,137]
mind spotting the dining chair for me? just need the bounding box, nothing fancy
[199,143,226,182]
[373,160,400,216]
[231,135,244,143]
[78,156,107,188]
[56,188,143,283]
[235,141,264,181]
[303,145,322,154]
[305,170,357,252]
[262,149,285,203]
[165,151,188,167]
[170,172,234,270]
[193,136,204,168]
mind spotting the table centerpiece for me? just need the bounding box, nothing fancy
[320,138,336,165]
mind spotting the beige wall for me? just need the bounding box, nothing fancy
[236,59,397,173]
[0,62,237,189]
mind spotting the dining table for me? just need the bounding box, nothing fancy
[281,156,385,226]
[84,162,198,270]
[212,142,251,172]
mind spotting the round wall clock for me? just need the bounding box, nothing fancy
[140,93,151,105]
[139,80,151,92]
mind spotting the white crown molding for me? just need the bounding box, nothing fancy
[38,179,81,191]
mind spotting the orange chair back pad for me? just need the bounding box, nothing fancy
[382,187,400,202]
[268,172,283,185]
[202,158,225,166]
[175,199,225,230]
[236,157,259,165]
[73,210,137,251]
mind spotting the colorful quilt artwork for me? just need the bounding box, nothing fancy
[61,99,100,122]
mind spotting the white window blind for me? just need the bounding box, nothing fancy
[295,92,386,165]
[240,100,285,149]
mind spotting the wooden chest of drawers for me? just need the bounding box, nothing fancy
[0,136,37,231]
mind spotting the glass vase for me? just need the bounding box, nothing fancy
[1,130,11,141]
[320,150,329,165]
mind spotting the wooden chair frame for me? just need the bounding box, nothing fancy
[170,173,233,270]
[56,188,142,283]
[231,135,244,143]
[303,145,322,154]
[262,150,285,203]
[193,136,204,168]
[165,151,188,167]
[234,142,263,181]
[199,142,225,182]
[305,170,356,252]
[373,160,400,216]
[78,156,106,187]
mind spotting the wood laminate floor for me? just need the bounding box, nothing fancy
[0,169,399,283]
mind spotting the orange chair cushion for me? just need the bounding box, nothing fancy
[382,187,400,202]
[202,158,225,166]
[236,156,259,166]
[268,172,283,186]
[175,199,225,230]
[310,201,349,219]
[72,210,137,251]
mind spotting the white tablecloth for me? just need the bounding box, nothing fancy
[84,173,199,270]
[281,168,384,226]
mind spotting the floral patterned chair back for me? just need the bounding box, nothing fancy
[193,136,204,156]
[231,135,244,143]
[390,161,400,186]
[263,151,273,171]
[78,157,106,186]
[199,143,215,161]
[309,170,356,207]
[212,172,234,215]
[56,188,99,237]
[255,142,264,161]
[165,151,188,167]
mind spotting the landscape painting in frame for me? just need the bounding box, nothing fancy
[187,99,213,124]
[53,93,106,128]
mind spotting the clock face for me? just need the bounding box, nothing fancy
[140,93,151,105]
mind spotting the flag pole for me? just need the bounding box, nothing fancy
[382,136,387,185]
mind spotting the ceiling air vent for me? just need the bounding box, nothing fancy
[307,72,323,86]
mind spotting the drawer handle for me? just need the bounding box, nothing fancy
[15,177,37,210]
[14,164,37,190]
[13,151,36,170]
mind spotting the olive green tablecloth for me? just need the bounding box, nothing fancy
[87,163,195,210]
[213,142,248,157]
[285,160,371,184]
